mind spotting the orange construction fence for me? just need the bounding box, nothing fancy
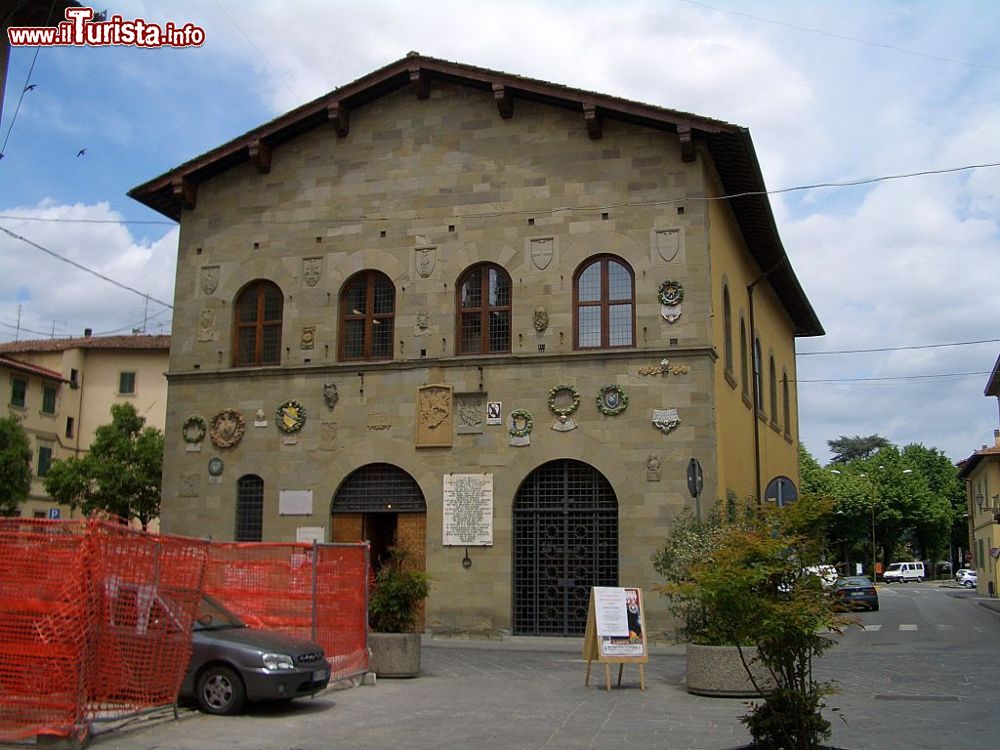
[204,542,369,682]
[0,521,369,743]
[0,518,209,742]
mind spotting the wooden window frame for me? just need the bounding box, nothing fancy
[232,280,284,367]
[572,255,635,350]
[11,377,26,408]
[455,263,512,355]
[723,285,733,375]
[338,271,395,362]
[41,384,57,414]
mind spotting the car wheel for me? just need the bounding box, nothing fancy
[916,577,923,583]
[196,665,246,715]
[964,580,975,589]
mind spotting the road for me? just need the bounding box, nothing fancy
[86,582,1000,750]
[816,582,999,749]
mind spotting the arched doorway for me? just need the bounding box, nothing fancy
[513,459,618,636]
[331,463,426,572]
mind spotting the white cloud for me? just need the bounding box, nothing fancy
[0,202,177,340]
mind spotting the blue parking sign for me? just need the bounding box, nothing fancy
[48,508,60,519]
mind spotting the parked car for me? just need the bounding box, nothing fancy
[954,568,974,582]
[804,565,839,588]
[180,595,330,715]
[881,561,925,583]
[832,576,879,611]
[958,570,978,589]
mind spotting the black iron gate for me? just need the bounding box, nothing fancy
[512,459,618,636]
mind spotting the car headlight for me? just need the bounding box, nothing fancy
[262,653,295,670]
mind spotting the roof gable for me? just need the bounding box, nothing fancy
[128,54,822,337]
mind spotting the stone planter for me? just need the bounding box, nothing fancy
[685,643,775,697]
[368,632,421,678]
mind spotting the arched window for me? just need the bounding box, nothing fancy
[456,263,512,354]
[235,475,264,541]
[573,255,634,349]
[769,355,778,424]
[782,370,791,438]
[233,280,283,366]
[723,284,733,375]
[739,317,749,398]
[753,337,764,412]
[339,271,395,361]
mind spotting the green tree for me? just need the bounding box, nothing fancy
[901,443,964,566]
[827,434,891,464]
[44,403,163,530]
[0,416,33,515]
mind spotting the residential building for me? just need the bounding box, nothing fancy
[129,55,822,638]
[0,332,170,519]
[957,355,1000,597]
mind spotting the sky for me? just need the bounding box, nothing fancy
[2,0,999,464]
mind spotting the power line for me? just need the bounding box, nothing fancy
[799,371,989,384]
[0,214,176,226]
[0,44,42,160]
[0,319,69,338]
[213,0,300,100]
[4,159,999,228]
[798,338,1000,356]
[679,0,1000,71]
[0,225,174,309]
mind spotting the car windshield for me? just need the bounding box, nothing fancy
[194,595,247,631]
[885,564,902,571]
[836,577,873,588]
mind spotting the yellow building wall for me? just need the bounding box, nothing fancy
[968,458,1000,596]
[706,166,802,507]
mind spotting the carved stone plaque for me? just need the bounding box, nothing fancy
[653,227,684,264]
[197,307,216,342]
[442,473,493,546]
[415,246,436,278]
[530,237,554,270]
[416,384,453,448]
[320,421,337,451]
[455,393,485,435]
[302,257,322,287]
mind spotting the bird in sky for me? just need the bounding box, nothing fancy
[76,148,87,158]
[24,84,37,92]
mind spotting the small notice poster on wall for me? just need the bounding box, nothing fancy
[442,473,493,546]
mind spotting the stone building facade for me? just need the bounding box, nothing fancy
[130,55,823,638]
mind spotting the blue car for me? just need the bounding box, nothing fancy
[832,576,879,611]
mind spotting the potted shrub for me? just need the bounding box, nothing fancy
[655,498,850,750]
[367,547,430,678]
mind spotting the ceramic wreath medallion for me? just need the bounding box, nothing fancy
[276,399,307,433]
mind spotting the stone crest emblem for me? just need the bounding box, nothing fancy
[530,237,554,270]
[323,382,338,410]
[415,246,436,278]
[533,307,549,332]
[303,257,322,287]
[655,228,681,263]
[197,307,216,342]
[416,310,430,331]
[200,266,219,296]
[209,409,246,448]
[300,326,316,350]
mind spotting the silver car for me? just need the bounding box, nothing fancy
[180,595,330,715]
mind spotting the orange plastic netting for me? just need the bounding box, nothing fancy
[204,542,369,681]
[0,523,369,742]
[0,519,209,741]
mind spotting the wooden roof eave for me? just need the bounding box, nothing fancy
[127,54,738,220]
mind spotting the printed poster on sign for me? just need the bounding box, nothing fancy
[593,586,646,658]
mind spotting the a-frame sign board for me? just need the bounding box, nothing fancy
[582,586,648,691]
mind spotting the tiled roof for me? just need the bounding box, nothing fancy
[957,444,1000,478]
[0,334,170,354]
[0,355,68,382]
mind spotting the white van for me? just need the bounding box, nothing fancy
[882,561,925,583]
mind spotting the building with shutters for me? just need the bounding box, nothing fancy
[129,55,822,638]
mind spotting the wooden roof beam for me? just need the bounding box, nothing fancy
[171,178,196,212]
[678,125,695,162]
[248,139,271,173]
[409,65,430,100]
[327,101,350,137]
[492,84,513,119]
[583,103,602,140]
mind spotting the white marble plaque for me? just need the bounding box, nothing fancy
[279,489,313,515]
[442,473,493,546]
